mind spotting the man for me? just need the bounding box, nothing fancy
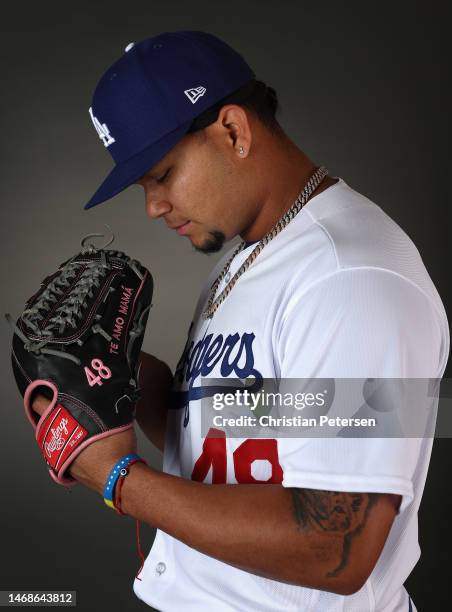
[33,31,449,611]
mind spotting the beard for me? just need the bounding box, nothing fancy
[193,230,226,254]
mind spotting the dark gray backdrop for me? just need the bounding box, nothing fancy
[1,1,449,611]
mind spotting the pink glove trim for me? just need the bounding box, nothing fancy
[24,379,133,487]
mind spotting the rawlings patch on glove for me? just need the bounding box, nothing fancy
[6,232,153,486]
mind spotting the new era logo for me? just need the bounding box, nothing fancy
[89,107,116,147]
[184,86,207,104]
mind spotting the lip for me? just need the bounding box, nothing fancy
[168,221,188,229]
[175,221,191,235]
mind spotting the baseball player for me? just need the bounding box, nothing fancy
[29,31,449,611]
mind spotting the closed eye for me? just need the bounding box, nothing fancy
[156,168,171,184]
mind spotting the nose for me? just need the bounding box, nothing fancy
[143,187,173,219]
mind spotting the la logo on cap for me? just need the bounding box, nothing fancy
[89,107,116,147]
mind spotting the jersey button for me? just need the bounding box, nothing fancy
[155,562,166,576]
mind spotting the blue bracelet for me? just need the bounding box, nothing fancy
[103,453,143,509]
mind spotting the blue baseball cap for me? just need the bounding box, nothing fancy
[84,30,256,209]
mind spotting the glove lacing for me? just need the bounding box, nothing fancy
[5,233,144,369]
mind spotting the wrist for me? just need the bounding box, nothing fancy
[117,461,150,516]
[67,427,138,493]
[102,454,148,513]
[69,457,113,494]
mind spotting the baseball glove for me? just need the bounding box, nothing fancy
[6,232,153,486]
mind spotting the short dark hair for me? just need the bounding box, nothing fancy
[187,79,282,137]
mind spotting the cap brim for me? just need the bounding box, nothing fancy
[84,120,193,209]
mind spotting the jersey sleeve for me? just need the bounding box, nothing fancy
[274,267,446,512]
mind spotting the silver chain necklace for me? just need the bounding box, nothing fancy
[202,165,329,319]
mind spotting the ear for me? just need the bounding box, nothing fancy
[215,104,252,158]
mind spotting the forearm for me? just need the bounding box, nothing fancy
[134,351,173,452]
[31,393,397,596]
[115,463,395,595]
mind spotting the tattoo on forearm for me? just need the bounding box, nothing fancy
[290,489,379,578]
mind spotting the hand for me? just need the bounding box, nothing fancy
[33,394,137,494]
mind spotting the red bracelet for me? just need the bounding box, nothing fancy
[112,458,147,580]
[113,457,146,514]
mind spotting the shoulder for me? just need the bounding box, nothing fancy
[293,178,428,280]
[274,180,449,377]
[280,178,447,322]
[277,266,448,377]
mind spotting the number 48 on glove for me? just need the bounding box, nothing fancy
[6,233,153,486]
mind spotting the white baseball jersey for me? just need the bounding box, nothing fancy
[134,177,449,611]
